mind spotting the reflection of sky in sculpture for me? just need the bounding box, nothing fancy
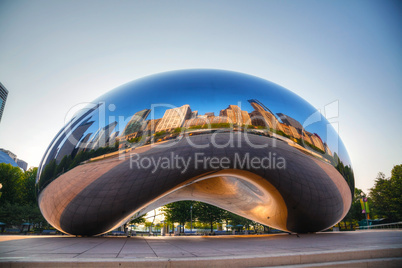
[38,69,352,182]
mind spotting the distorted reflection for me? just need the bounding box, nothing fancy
[36,69,354,236]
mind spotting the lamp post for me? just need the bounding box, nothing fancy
[190,205,193,234]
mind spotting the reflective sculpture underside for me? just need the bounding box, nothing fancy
[36,69,354,235]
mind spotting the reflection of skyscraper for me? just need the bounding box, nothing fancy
[220,105,251,125]
[55,119,94,163]
[144,119,161,132]
[204,112,214,117]
[76,132,93,154]
[0,82,8,123]
[156,104,192,132]
[276,113,303,134]
[107,131,120,146]
[39,103,103,173]
[248,99,282,130]
[122,109,151,136]
[88,121,118,150]
[191,111,198,118]
[324,142,332,156]
[309,133,325,152]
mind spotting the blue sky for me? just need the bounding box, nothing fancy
[0,0,401,192]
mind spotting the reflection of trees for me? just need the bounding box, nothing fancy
[38,142,119,192]
[189,123,231,130]
[333,152,355,195]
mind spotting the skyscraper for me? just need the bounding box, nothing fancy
[0,82,8,123]
[276,113,303,134]
[219,105,251,125]
[248,99,282,130]
[156,104,192,132]
[122,109,151,136]
[0,148,28,171]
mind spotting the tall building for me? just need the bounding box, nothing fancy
[0,148,16,161]
[0,148,28,171]
[190,111,198,119]
[204,112,214,117]
[16,159,28,171]
[219,105,251,125]
[39,103,104,170]
[0,83,8,123]
[107,131,120,146]
[248,99,282,130]
[156,104,192,132]
[88,121,118,150]
[309,133,325,152]
[143,119,161,132]
[324,142,332,156]
[276,113,303,134]
[55,119,94,163]
[122,109,151,136]
[0,150,18,168]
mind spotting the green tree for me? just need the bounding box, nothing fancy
[0,163,24,204]
[228,212,254,231]
[194,202,225,233]
[341,188,372,229]
[163,201,195,233]
[369,165,402,222]
[0,164,47,229]
[21,167,38,204]
[129,215,146,225]
[0,203,46,227]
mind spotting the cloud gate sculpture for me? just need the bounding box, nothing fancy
[36,69,354,236]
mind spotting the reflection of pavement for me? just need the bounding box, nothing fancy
[0,231,401,266]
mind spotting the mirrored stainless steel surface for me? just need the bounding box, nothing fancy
[36,69,354,235]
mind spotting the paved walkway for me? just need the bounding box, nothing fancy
[0,230,401,267]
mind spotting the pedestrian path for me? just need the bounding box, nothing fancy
[0,230,401,267]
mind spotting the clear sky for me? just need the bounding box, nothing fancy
[0,0,401,193]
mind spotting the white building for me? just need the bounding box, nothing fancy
[155,105,192,132]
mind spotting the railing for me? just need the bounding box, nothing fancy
[356,221,402,230]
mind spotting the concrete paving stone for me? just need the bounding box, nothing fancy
[0,230,400,265]
[0,246,23,254]
[75,253,119,258]
[29,253,79,258]
[117,253,158,258]
[155,252,196,258]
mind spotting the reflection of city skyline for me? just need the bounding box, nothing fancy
[38,97,349,194]
[44,98,337,172]
[115,99,331,156]
[35,70,355,236]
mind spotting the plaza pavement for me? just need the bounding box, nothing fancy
[0,230,401,267]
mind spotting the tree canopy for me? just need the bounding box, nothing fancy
[0,164,47,227]
[369,165,402,222]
